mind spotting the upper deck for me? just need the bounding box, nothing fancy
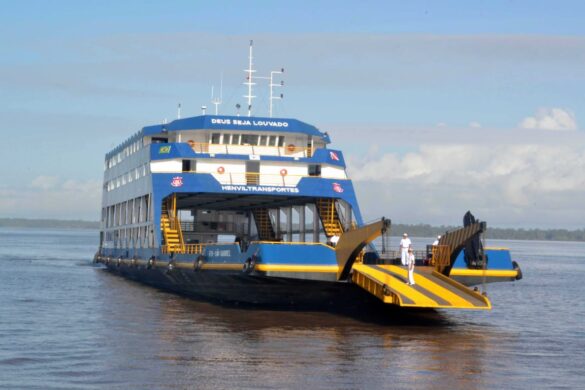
[106,115,330,162]
[103,114,348,195]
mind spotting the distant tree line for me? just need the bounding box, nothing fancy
[0,218,100,230]
[1,218,584,241]
[389,223,585,242]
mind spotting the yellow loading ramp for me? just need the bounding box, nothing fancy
[351,264,491,310]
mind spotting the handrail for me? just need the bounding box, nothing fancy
[431,245,450,270]
[187,141,316,157]
[250,240,333,248]
[161,242,237,254]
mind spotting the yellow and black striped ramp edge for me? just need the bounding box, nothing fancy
[351,264,491,310]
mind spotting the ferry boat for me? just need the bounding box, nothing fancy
[95,43,521,311]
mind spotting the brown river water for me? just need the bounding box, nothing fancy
[1,227,584,389]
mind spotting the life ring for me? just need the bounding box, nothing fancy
[187,139,195,147]
[217,166,225,174]
[287,144,296,152]
[280,168,288,176]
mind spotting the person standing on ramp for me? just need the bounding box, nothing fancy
[407,248,416,285]
[400,233,411,266]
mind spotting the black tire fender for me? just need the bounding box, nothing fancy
[194,255,205,271]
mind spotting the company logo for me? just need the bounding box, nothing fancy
[170,176,183,187]
[329,151,340,161]
[159,146,171,154]
[221,185,300,193]
[332,182,344,193]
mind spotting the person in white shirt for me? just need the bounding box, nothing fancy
[399,233,411,266]
[407,248,416,285]
[433,235,441,246]
[330,235,339,247]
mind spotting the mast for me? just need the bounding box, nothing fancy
[211,73,223,115]
[243,40,256,117]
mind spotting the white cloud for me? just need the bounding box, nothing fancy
[1,177,101,220]
[349,143,585,228]
[519,108,578,131]
[30,175,60,190]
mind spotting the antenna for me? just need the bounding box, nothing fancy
[211,72,223,115]
[177,103,181,119]
[243,40,256,117]
[269,68,284,117]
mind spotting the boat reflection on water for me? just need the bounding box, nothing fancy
[96,270,511,389]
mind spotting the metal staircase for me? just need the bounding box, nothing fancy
[253,208,276,240]
[161,195,185,253]
[316,198,344,237]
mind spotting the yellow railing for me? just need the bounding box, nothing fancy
[161,242,237,254]
[250,240,335,248]
[160,240,346,254]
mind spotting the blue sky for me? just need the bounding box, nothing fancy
[1,1,584,228]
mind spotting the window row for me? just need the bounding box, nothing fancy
[103,194,150,228]
[104,226,154,249]
[210,133,285,147]
[105,139,143,170]
[104,164,150,192]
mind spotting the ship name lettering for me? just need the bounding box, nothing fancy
[252,120,288,127]
[211,118,231,125]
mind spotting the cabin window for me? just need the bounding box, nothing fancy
[241,134,259,145]
[278,136,285,147]
[152,137,168,144]
[259,135,268,145]
[211,133,221,144]
[268,136,277,146]
[182,159,196,172]
[230,134,240,145]
[308,164,321,176]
